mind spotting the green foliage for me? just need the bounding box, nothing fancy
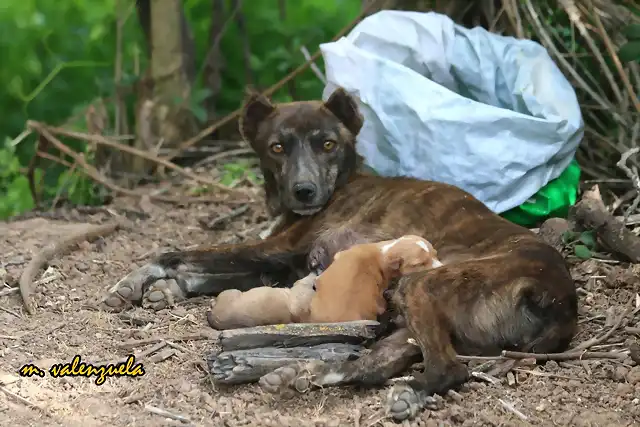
[561,229,597,260]
[219,160,263,187]
[620,23,640,63]
[0,0,359,220]
[0,139,35,219]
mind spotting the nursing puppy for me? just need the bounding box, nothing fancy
[308,235,442,323]
[206,272,317,329]
[307,225,391,274]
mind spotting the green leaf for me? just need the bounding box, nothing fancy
[578,231,597,250]
[622,24,640,41]
[561,230,578,244]
[191,88,213,104]
[574,245,592,260]
[191,105,207,124]
[619,41,640,63]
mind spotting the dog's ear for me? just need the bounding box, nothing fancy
[239,88,276,145]
[323,87,364,137]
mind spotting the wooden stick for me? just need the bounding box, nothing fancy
[218,320,380,352]
[38,123,250,197]
[0,287,19,297]
[587,0,640,114]
[571,185,640,262]
[501,350,626,361]
[571,296,635,352]
[144,405,191,423]
[498,399,528,422]
[0,385,47,412]
[19,220,123,315]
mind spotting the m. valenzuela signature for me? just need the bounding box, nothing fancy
[18,354,145,385]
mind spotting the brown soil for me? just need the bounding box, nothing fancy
[1,177,639,427]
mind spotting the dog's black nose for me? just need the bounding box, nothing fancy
[292,182,317,203]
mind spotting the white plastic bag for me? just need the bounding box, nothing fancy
[319,10,584,213]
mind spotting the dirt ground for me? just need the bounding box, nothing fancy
[1,174,639,427]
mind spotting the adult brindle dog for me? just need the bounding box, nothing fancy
[101,87,578,421]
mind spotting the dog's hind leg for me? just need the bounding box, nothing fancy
[259,327,422,394]
[383,289,469,422]
[100,220,312,312]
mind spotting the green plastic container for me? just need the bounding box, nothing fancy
[501,159,581,228]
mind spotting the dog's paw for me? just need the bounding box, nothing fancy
[259,361,329,394]
[101,263,185,312]
[259,364,308,394]
[141,279,185,311]
[385,383,425,422]
[307,245,329,274]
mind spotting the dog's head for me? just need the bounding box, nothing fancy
[239,87,364,216]
[379,235,443,277]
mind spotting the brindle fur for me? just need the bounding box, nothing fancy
[101,88,578,422]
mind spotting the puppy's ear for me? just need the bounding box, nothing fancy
[239,88,276,145]
[385,254,403,275]
[324,87,364,137]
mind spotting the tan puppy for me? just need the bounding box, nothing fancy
[207,272,317,329]
[308,235,442,323]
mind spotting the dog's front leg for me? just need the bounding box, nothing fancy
[259,327,421,393]
[101,221,310,312]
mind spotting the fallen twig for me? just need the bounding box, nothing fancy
[0,306,21,318]
[616,146,640,221]
[0,287,19,297]
[300,45,327,84]
[118,333,215,349]
[570,296,635,352]
[0,385,47,413]
[0,335,20,340]
[498,398,528,422]
[198,205,250,230]
[147,348,177,363]
[28,121,251,198]
[19,220,124,315]
[571,185,640,262]
[144,405,191,424]
[588,0,640,114]
[138,341,168,359]
[471,371,501,385]
[34,133,236,205]
[513,368,581,381]
[501,350,626,361]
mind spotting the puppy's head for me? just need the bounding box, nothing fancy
[238,87,364,216]
[379,235,442,277]
[293,272,318,290]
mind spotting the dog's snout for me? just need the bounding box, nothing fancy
[293,182,317,203]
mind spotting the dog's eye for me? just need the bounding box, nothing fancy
[270,143,284,154]
[323,140,336,152]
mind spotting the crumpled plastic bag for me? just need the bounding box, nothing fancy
[319,10,584,213]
